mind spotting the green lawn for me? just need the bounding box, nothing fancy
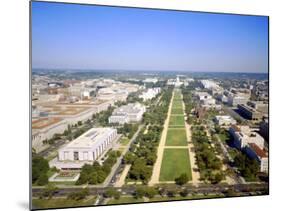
[169,115,185,127]
[107,196,144,205]
[159,149,192,181]
[149,194,222,202]
[166,129,187,146]
[32,197,97,209]
[171,108,184,115]
[172,100,183,108]
[119,137,130,146]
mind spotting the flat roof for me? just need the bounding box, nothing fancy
[249,143,267,158]
[43,105,90,115]
[63,127,115,149]
[32,117,63,129]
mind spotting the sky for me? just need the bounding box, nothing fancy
[31,2,269,73]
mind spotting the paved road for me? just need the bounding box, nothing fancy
[32,183,268,198]
[103,124,145,187]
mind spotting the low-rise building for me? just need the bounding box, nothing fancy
[54,128,118,169]
[248,101,269,114]
[245,143,268,173]
[228,95,248,107]
[143,78,158,83]
[237,104,263,121]
[229,125,265,149]
[32,117,67,153]
[214,115,237,126]
[109,103,146,124]
[139,88,161,101]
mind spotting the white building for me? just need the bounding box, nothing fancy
[228,95,248,107]
[109,103,146,124]
[201,80,220,90]
[214,115,237,126]
[195,92,212,100]
[32,118,67,153]
[54,128,118,169]
[143,78,158,83]
[229,125,265,149]
[245,143,268,173]
[139,88,161,101]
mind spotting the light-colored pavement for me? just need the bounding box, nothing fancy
[114,164,131,187]
[149,91,174,186]
[183,100,201,185]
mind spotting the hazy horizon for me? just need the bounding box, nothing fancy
[32,2,269,73]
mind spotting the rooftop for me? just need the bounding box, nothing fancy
[63,127,115,149]
[249,143,267,158]
[32,117,63,129]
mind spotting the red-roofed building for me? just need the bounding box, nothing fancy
[245,143,268,173]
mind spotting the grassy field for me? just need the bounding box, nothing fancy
[171,108,184,115]
[119,137,130,146]
[166,129,187,146]
[149,194,223,202]
[172,100,183,108]
[169,115,185,127]
[107,194,222,205]
[159,149,192,181]
[107,196,145,205]
[32,197,97,209]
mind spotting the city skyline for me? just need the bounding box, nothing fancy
[32,2,268,73]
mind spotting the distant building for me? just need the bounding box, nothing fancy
[195,91,221,110]
[229,125,265,149]
[259,118,269,141]
[201,80,220,90]
[228,95,248,107]
[54,128,118,169]
[139,88,161,101]
[217,94,228,103]
[237,104,263,121]
[214,115,237,126]
[109,103,146,124]
[248,101,268,114]
[32,117,67,153]
[245,143,268,173]
[143,78,158,84]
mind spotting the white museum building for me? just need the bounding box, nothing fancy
[52,127,118,169]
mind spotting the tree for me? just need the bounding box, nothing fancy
[32,155,50,185]
[37,174,49,186]
[175,173,189,185]
[135,187,145,198]
[210,172,224,184]
[179,189,189,197]
[144,187,157,199]
[40,184,58,199]
[67,188,89,201]
[104,188,121,199]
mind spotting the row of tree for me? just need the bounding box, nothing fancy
[123,88,173,183]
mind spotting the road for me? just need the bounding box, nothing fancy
[103,124,145,187]
[32,183,268,198]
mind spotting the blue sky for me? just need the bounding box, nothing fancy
[32,2,268,73]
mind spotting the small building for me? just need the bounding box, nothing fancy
[214,115,237,126]
[245,143,268,173]
[139,88,161,101]
[54,127,118,169]
[237,104,263,121]
[109,103,146,124]
[228,95,248,107]
[229,125,265,149]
